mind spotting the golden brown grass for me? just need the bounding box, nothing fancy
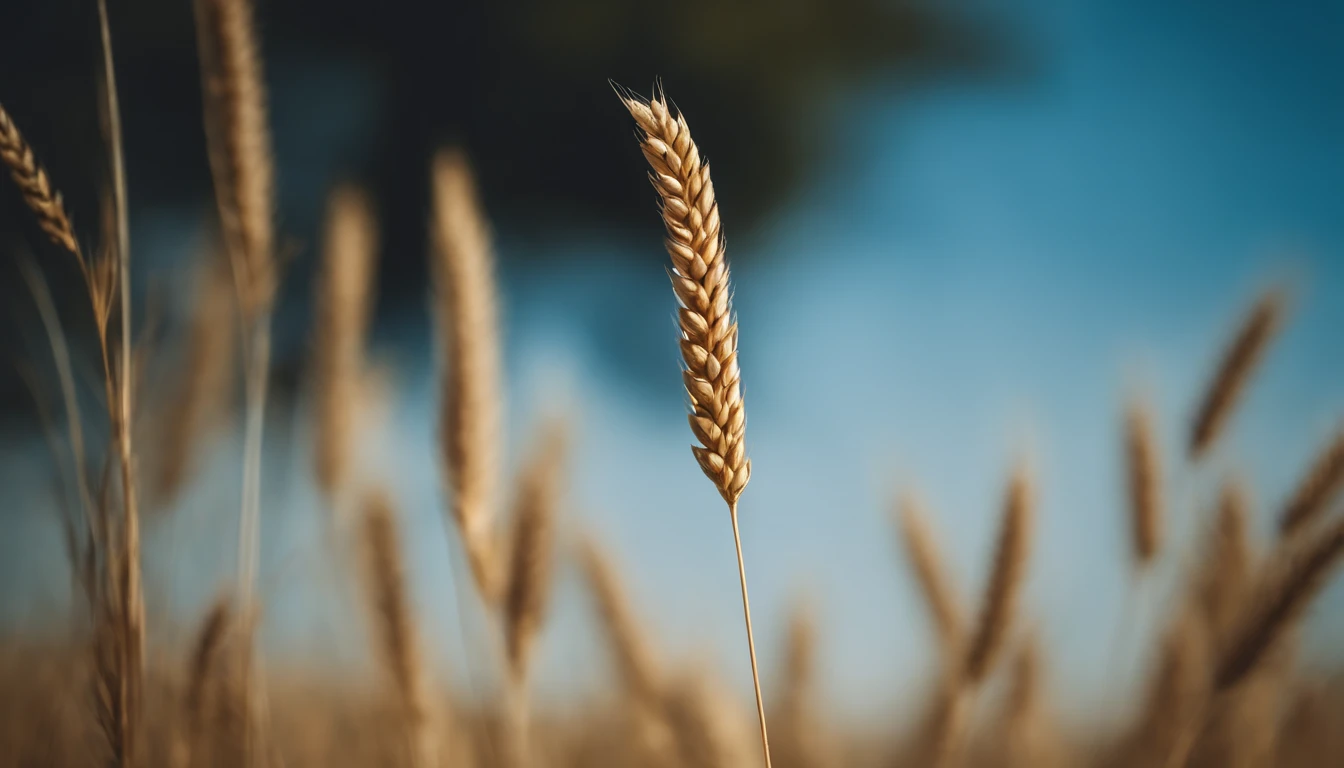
[620,84,770,768]
[359,490,439,768]
[312,185,379,502]
[1278,425,1344,538]
[431,148,504,604]
[1189,287,1286,460]
[1125,396,1163,567]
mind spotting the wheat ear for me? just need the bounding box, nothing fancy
[313,185,378,501]
[430,148,503,603]
[360,490,438,768]
[501,422,565,768]
[1125,396,1163,568]
[1134,614,1209,767]
[619,85,769,768]
[1214,515,1344,691]
[0,105,80,254]
[193,1,278,761]
[154,254,237,505]
[577,534,663,711]
[1189,287,1286,460]
[964,463,1035,686]
[1195,477,1254,640]
[177,596,232,768]
[1278,425,1344,538]
[895,491,966,659]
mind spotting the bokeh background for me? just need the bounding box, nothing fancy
[2,0,1342,730]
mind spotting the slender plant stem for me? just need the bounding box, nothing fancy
[236,317,271,766]
[729,502,772,768]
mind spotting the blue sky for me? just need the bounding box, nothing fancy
[3,0,1343,726]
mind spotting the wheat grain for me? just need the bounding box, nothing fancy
[896,491,966,658]
[313,184,378,501]
[0,104,80,255]
[360,490,438,768]
[1190,288,1286,460]
[1125,396,1163,567]
[1215,515,1344,691]
[620,84,770,768]
[430,148,503,603]
[1278,425,1344,538]
[620,88,749,506]
[503,421,565,684]
[964,463,1035,685]
[194,0,276,322]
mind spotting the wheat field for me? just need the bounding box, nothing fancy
[3,2,1344,767]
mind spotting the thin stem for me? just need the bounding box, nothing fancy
[236,316,271,766]
[729,502,772,768]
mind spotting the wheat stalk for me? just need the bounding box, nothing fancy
[0,105,80,255]
[619,84,769,768]
[360,490,438,768]
[1189,288,1286,460]
[312,184,378,501]
[577,535,664,713]
[154,254,237,506]
[1278,425,1344,538]
[501,421,565,768]
[193,1,278,761]
[895,490,966,659]
[430,148,503,604]
[1214,514,1344,692]
[1125,396,1163,568]
[964,463,1035,686]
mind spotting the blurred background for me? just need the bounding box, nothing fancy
[1,0,1342,730]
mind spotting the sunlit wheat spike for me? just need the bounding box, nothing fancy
[359,489,438,768]
[313,184,378,501]
[1278,424,1344,538]
[504,421,566,684]
[1135,614,1209,765]
[178,596,232,768]
[577,534,663,710]
[1125,396,1163,567]
[195,0,276,322]
[154,254,237,506]
[895,490,966,656]
[1215,515,1344,691]
[620,88,749,505]
[1196,476,1254,639]
[0,104,81,255]
[431,148,503,603]
[964,463,1035,685]
[1189,287,1286,460]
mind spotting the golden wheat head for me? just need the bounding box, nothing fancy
[964,463,1035,685]
[1279,425,1344,538]
[895,490,965,656]
[621,88,749,507]
[1125,396,1163,567]
[1189,287,1286,460]
[0,104,80,255]
[504,420,566,684]
[431,148,503,603]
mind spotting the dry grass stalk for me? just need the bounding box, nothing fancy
[1189,288,1286,459]
[312,185,378,501]
[1196,477,1254,639]
[1131,614,1209,768]
[194,0,276,322]
[663,671,757,768]
[176,597,233,768]
[964,463,1035,686]
[193,2,279,759]
[154,255,237,506]
[1278,424,1344,538]
[0,104,80,255]
[1125,396,1163,567]
[1215,515,1344,692]
[430,148,503,604]
[577,535,663,712]
[895,491,966,659]
[360,490,438,768]
[620,84,770,768]
[503,422,565,684]
[775,600,831,768]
